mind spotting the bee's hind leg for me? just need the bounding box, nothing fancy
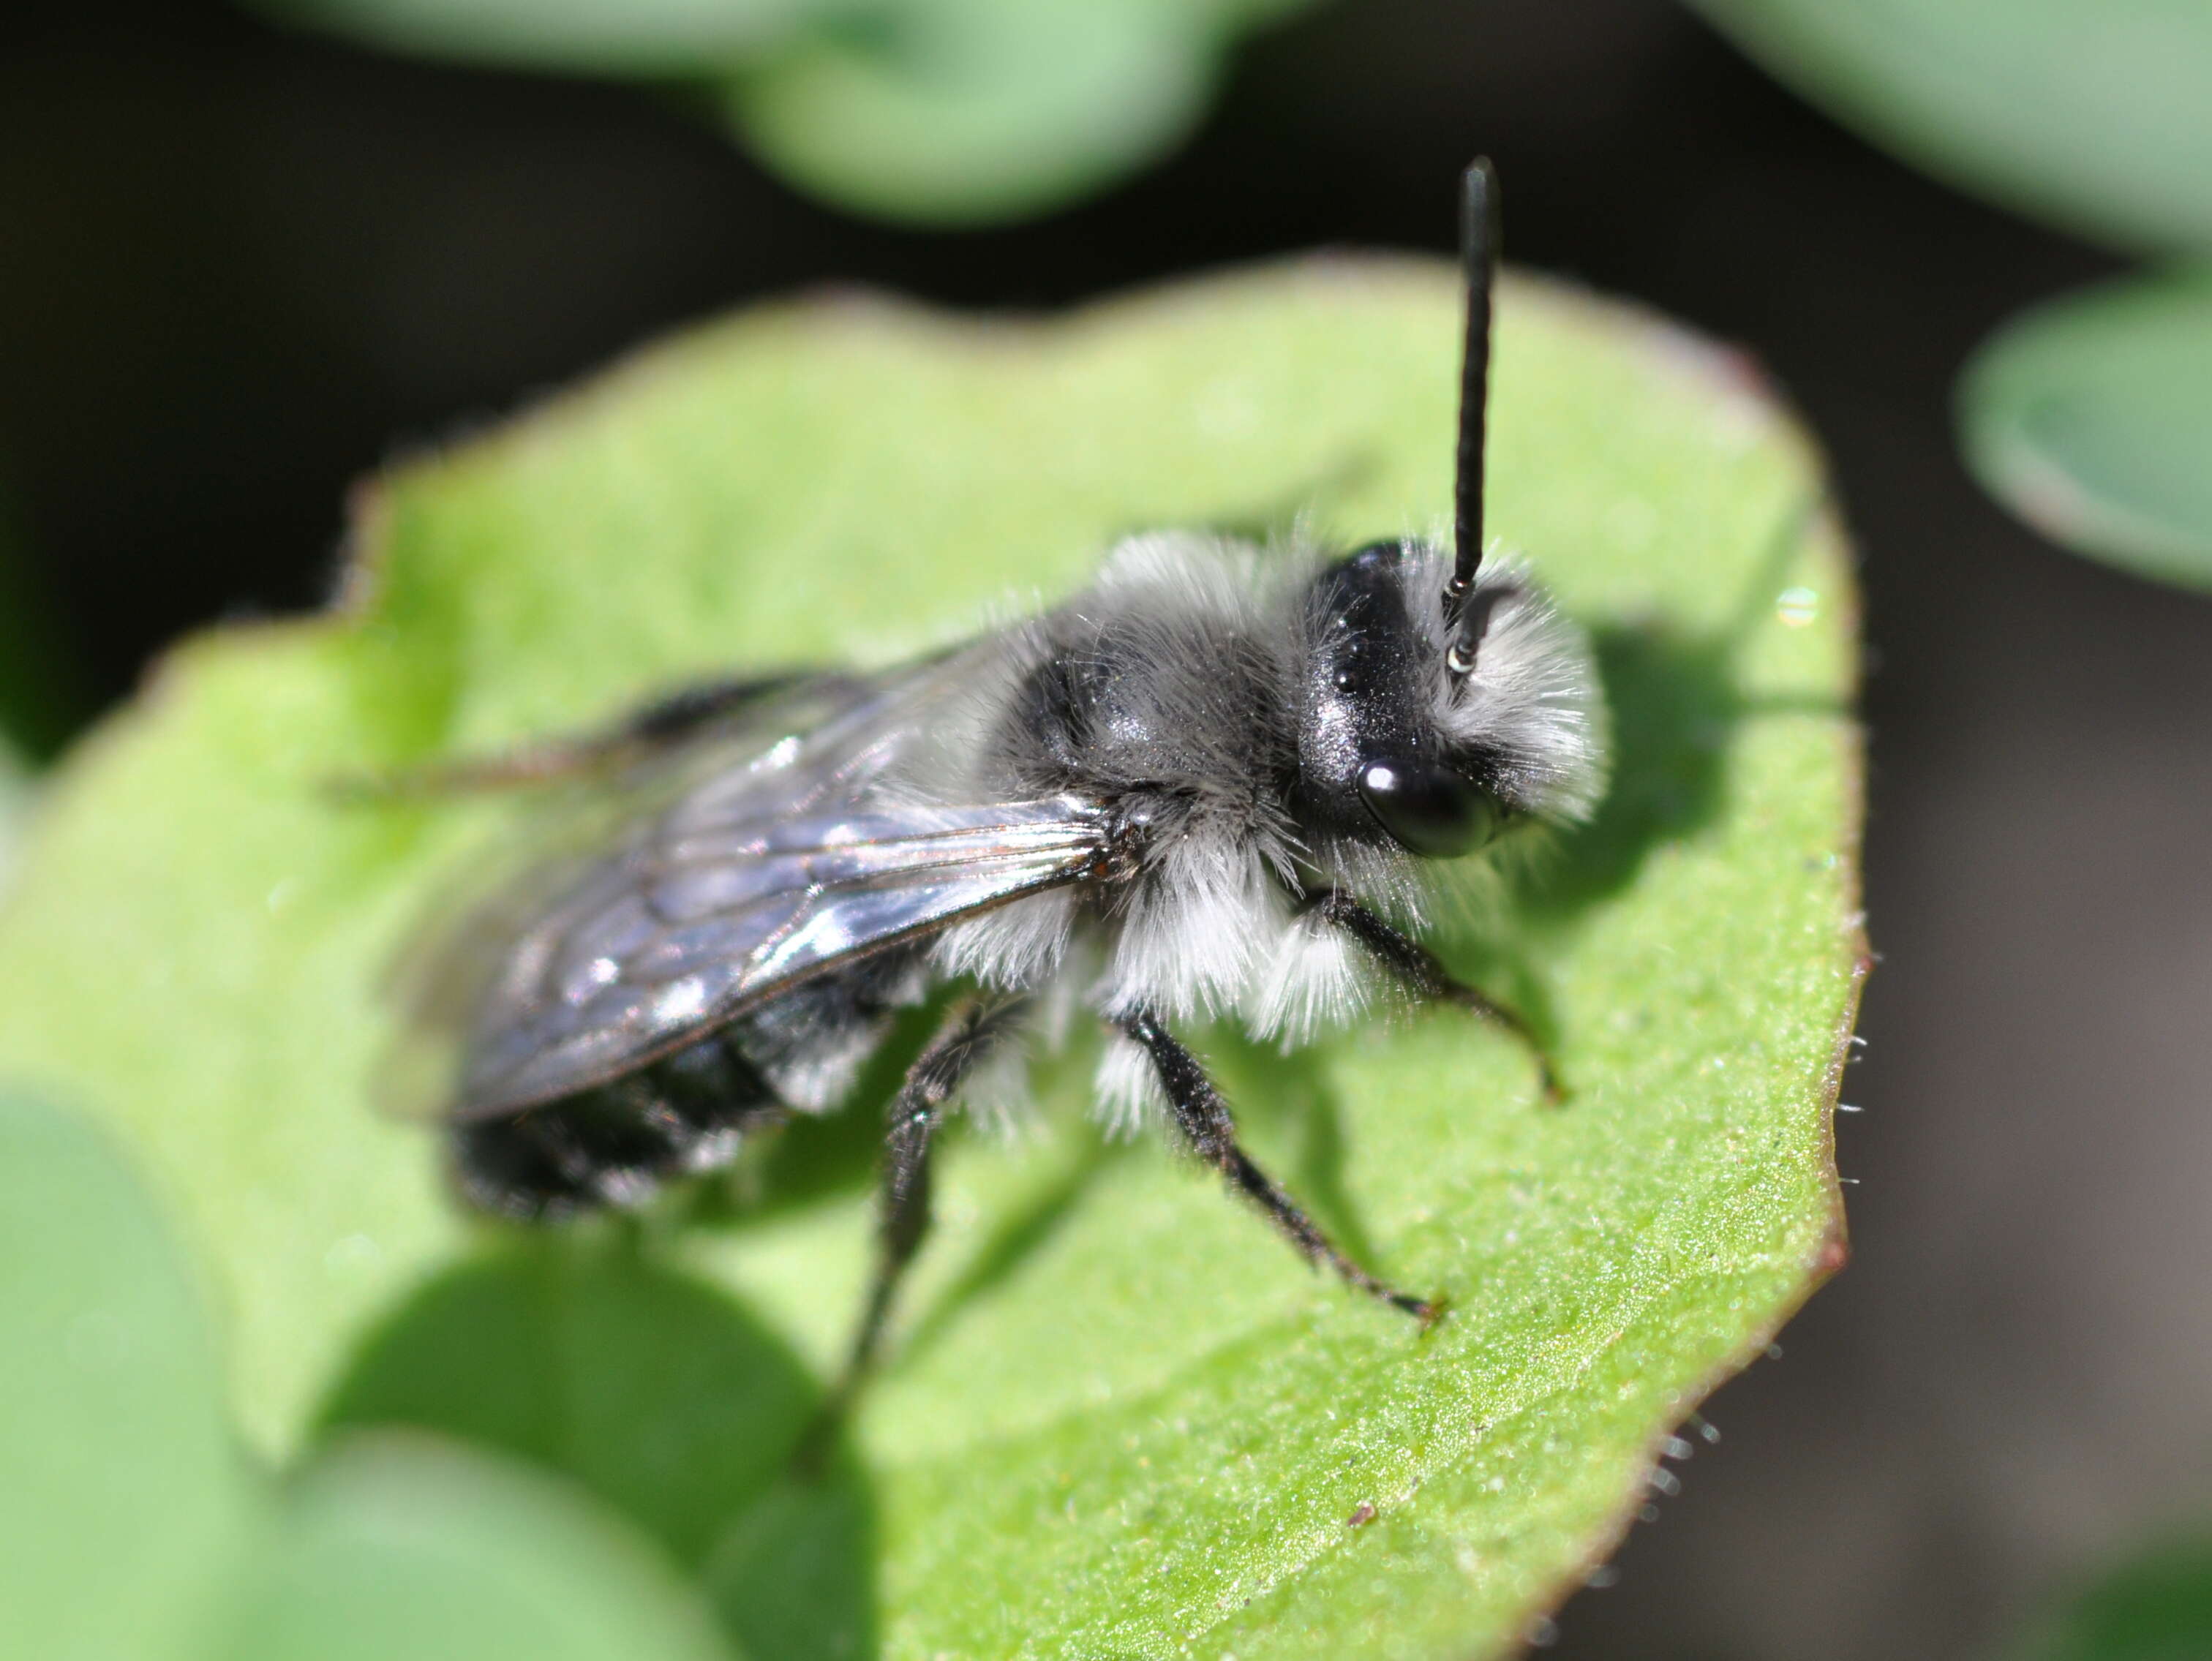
[794,993,1030,1473]
[1303,889,1564,1104]
[1110,1009,1442,1327]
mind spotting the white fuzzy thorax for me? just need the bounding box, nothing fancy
[898,530,1603,1130]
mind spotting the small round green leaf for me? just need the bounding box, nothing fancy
[219,1434,737,1661]
[317,1238,848,1570]
[249,0,1307,224]
[729,1,1227,225]
[253,0,813,78]
[0,260,1862,1657]
[1960,268,2212,587]
[0,1092,258,1661]
[1685,0,2212,254]
[0,1091,742,1661]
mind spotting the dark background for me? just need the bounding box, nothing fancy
[6,2,2210,1656]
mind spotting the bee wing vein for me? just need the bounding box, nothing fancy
[450,799,1102,1118]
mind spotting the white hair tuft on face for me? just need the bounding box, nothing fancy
[1417,545,1607,824]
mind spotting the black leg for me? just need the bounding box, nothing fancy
[797,994,1028,1469]
[1306,889,1564,1103]
[334,671,829,799]
[1111,1008,1440,1325]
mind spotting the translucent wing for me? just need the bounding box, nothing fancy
[380,652,1107,1122]
[446,798,1102,1118]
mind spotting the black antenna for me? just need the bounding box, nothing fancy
[1446,157,1499,629]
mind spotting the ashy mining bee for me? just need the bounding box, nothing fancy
[381,159,1604,1404]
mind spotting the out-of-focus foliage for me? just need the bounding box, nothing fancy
[1685,0,2212,588]
[0,260,1862,1658]
[257,0,804,72]
[250,0,1311,224]
[0,1089,737,1661]
[1683,0,2212,255]
[0,745,24,895]
[1960,270,2212,587]
[0,489,75,892]
[0,489,86,763]
[0,1090,252,1661]
[2016,1534,2212,1661]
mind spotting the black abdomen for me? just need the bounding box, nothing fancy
[455,948,921,1218]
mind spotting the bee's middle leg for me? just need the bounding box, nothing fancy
[798,993,1028,1468]
[1110,1009,1440,1325]
[1302,888,1563,1103]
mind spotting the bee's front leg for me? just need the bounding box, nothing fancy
[1110,1009,1442,1326]
[1302,889,1564,1104]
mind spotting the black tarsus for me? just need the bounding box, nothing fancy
[1448,157,1500,628]
[1305,888,1564,1103]
[797,993,1030,1471]
[1110,1008,1442,1325]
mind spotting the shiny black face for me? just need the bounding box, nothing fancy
[1293,542,1511,859]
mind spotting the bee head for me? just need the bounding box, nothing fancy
[1290,538,1600,862]
[1281,158,1599,865]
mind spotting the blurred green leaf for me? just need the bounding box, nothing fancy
[0,1091,737,1661]
[252,0,1308,224]
[1959,267,2212,587]
[222,1434,737,1661]
[0,1091,257,1661]
[255,0,808,76]
[704,1475,877,1661]
[728,0,1297,225]
[0,486,89,762]
[1684,0,2212,255]
[0,260,1863,1656]
[0,746,26,894]
[2018,1534,2212,1661]
[317,1239,857,1560]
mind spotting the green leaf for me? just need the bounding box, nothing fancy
[0,1090,736,1661]
[253,0,810,77]
[726,0,1294,226]
[2017,1534,2212,1661]
[220,1434,737,1661]
[0,1091,257,1661]
[248,0,1306,225]
[0,745,27,894]
[0,259,1863,1657]
[0,483,89,761]
[1683,0,2212,255]
[1959,267,2212,587]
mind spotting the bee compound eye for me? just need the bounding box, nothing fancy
[1356,758,1500,858]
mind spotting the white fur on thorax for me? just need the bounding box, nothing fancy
[1094,834,1286,1022]
[914,529,1603,1130]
